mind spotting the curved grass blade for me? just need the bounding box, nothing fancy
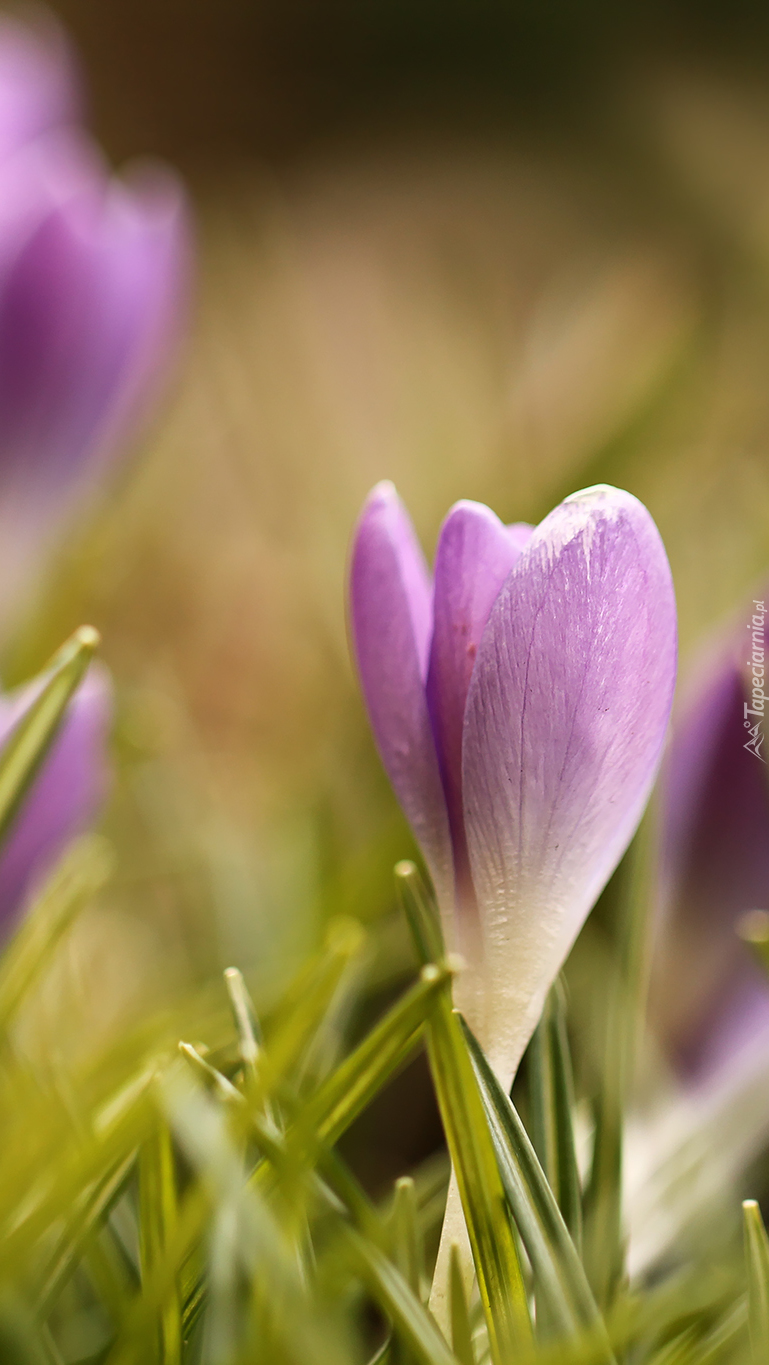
[0,626,99,849]
[396,863,531,1359]
[581,819,654,1312]
[139,1119,181,1364]
[449,1243,475,1365]
[390,1177,421,1300]
[460,1017,613,1360]
[744,1200,769,1364]
[36,1153,136,1315]
[528,977,582,1251]
[300,962,454,1152]
[339,1225,459,1365]
[254,917,366,1104]
[395,862,444,966]
[425,993,532,1365]
[390,1177,421,1365]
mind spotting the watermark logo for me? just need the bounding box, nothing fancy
[744,600,767,762]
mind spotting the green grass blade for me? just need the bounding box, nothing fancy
[449,1243,475,1365]
[581,1070,623,1316]
[0,836,112,1034]
[36,1154,136,1316]
[223,966,261,1081]
[0,627,99,849]
[389,1178,421,1365]
[744,1200,769,1364]
[394,862,444,965]
[139,1118,181,1364]
[390,1178,422,1300]
[254,918,365,1102]
[460,1017,612,1359]
[528,977,582,1251]
[425,995,532,1365]
[300,962,454,1151]
[581,819,654,1311]
[340,1225,459,1365]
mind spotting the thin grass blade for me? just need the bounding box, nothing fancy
[744,1200,769,1364]
[449,1243,475,1365]
[139,1117,181,1364]
[528,977,582,1250]
[0,627,99,848]
[340,1224,459,1365]
[460,1017,612,1359]
[425,993,532,1365]
[299,962,454,1152]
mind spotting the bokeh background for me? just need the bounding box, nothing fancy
[11,0,769,1193]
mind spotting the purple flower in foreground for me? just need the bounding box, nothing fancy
[0,664,112,936]
[652,604,769,1084]
[351,482,677,1085]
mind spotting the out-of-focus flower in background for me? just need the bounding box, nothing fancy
[0,11,188,636]
[0,10,79,157]
[0,662,112,939]
[350,480,677,1086]
[651,602,769,1085]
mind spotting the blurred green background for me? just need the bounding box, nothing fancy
[10,0,769,1190]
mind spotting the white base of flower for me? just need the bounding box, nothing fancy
[428,1168,474,1337]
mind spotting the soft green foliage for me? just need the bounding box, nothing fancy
[0,639,758,1364]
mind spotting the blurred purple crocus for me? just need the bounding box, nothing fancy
[0,662,111,936]
[0,14,188,630]
[0,11,80,160]
[350,482,677,1086]
[652,603,769,1084]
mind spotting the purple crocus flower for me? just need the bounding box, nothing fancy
[0,662,112,937]
[350,482,677,1086]
[0,11,80,161]
[0,14,189,631]
[652,603,769,1084]
[0,132,188,625]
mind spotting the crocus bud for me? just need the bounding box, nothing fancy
[652,601,769,1083]
[0,663,112,937]
[350,482,677,1087]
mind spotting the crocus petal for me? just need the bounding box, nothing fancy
[0,664,112,935]
[652,625,769,1083]
[507,522,534,554]
[426,501,528,904]
[0,13,80,160]
[462,484,676,1083]
[350,482,452,907]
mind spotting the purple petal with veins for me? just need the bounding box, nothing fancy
[462,486,676,1081]
[426,501,529,908]
[350,482,453,908]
